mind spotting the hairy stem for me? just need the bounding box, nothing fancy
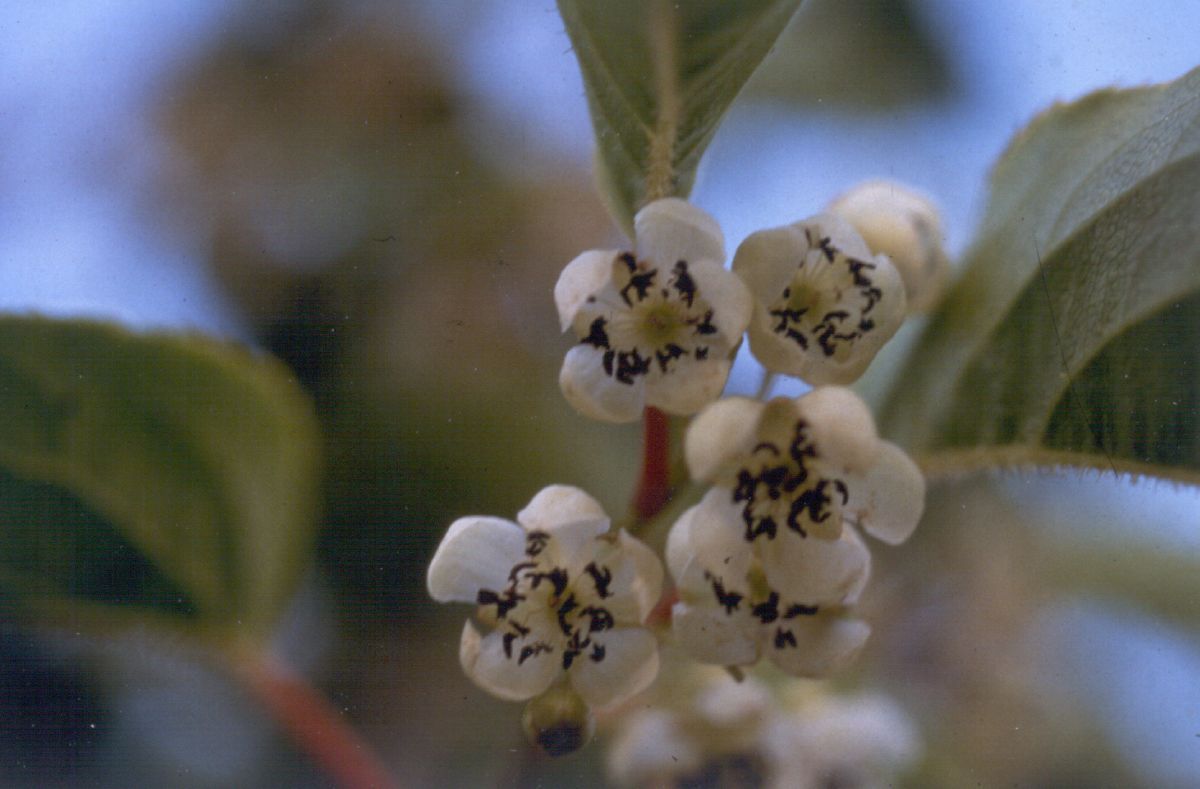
[633,406,672,520]
[643,0,680,203]
[231,648,400,789]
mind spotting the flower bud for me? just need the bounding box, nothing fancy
[522,684,595,757]
[828,180,950,312]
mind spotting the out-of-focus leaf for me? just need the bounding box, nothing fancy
[746,0,953,108]
[557,0,802,233]
[0,317,321,639]
[879,66,1200,484]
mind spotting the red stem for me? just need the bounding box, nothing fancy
[633,406,672,520]
[234,650,400,789]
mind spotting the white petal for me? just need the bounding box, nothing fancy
[760,527,871,605]
[828,180,949,312]
[731,224,807,306]
[671,601,760,667]
[745,307,812,378]
[684,258,753,339]
[684,396,763,484]
[795,386,879,474]
[559,344,645,423]
[607,710,701,784]
[570,627,659,708]
[635,197,725,266]
[555,249,621,331]
[792,212,873,261]
[591,529,664,624]
[517,484,610,574]
[767,615,870,678]
[459,620,559,702]
[427,516,526,603]
[666,490,753,597]
[847,441,925,545]
[645,355,732,416]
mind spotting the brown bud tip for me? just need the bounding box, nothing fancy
[521,685,595,758]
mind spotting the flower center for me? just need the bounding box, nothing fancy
[767,232,884,360]
[474,531,619,671]
[577,254,722,385]
[730,419,847,541]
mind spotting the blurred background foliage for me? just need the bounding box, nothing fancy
[1,0,1198,787]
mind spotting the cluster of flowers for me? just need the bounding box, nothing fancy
[427,181,946,754]
[607,663,920,789]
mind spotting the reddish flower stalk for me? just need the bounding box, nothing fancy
[234,650,400,789]
[633,406,672,520]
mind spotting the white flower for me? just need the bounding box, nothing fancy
[732,213,905,384]
[555,198,753,422]
[607,669,921,789]
[829,179,950,312]
[664,388,924,675]
[667,489,872,677]
[685,388,925,546]
[427,485,663,707]
[607,673,788,788]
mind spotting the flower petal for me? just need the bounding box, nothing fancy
[846,441,925,545]
[427,516,526,603]
[517,484,611,574]
[767,615,870,678]
[672,601,760,667]
[792,212,873,261]
[666,490,753,598]
[591,529,664,624]
[570,627,660,708]
[634,198,725,266]
[760,526,871,605]
[828,180,949,312]
[795,386,879,474]
[459,620,559,702]
[645,355,733,416]
[559,344,646,423]
[555,249,621,331]
[683,258,753,339]
[731,224,806,306]
[684,396,764,484]
[607,710,701,784]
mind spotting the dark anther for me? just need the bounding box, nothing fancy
[671,261,697,307]
[556,593,579,635]
[584,562,613,598]
[752,592,780,624]
[817,236,837,261]
[694,309,718,336]
[525,531,551,557]
[620,268,657,306]
[614,348,651,384]
[619,252,637,271]
[518,642,554,665]
[706,573,744,614]
[581,317,610,349]
[589,642,606,662]
[695,345,709,360]
[774,628,798,649]
[581,606,615,633]
[783,603,819,618]
[529,567,569,597]
[655,343,686,373]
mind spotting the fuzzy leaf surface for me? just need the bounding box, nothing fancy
[879,67,1200,484]
[0,317,321,638]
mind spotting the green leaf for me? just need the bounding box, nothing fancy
[558,0,802,233]
[878,66,1200,484]
[0,316,321,639]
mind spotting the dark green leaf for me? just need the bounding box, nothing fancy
[0,317,321,638]
[879,66,1200,484]
[558,0,802,233]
